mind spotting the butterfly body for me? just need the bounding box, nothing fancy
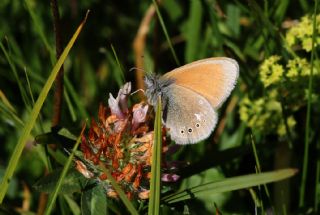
[144,57,239,145]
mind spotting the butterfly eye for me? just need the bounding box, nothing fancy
[180,130,185,134]
[188,128,193,133]
[196,123,200,128]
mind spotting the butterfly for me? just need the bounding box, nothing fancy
[144,57,239,144]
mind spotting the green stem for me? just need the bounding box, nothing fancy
[152,0,180,66]
[299,0,318,207]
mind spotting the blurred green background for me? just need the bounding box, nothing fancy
[0,0,319,214]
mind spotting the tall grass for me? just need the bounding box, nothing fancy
[0,1,319,214]
[299,0,319,207]
[0,11,88,202]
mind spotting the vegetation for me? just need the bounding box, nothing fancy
[0,0,319,214]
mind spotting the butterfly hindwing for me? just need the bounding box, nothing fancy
[163,84,218,144]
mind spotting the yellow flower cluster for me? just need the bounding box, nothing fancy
[286,57,311,78]
[277,116,296,137]
[239,14,320,139]
[239,91,296,137]
[259,55,284,87]
[259,55,318,89]
[285,14,320,52]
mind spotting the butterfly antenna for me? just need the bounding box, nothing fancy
[129,67,145,73]
[131,88,145,96]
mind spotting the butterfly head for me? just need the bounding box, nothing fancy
[144,74,175,106]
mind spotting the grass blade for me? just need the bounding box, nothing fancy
[185,0,202,62]
[64,76,89,119]
[0,91,24,127]
[299,0,318,207]
[25,0,55,63]
[206,0,223,54]
[44,125,86,214]
[251,135,273,213]
[163,168,297,204]
[110,44,125,86]
[98,163,139,215]
[315,139,320,212]
[0,11,89,203]
[0,41,31,109]
[152,0,180,66]
[148,95,162,215]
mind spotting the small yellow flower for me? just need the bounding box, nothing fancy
[302,37,313,52]
[277,123,286,137]
[286,32,296,46]
[260,56,284,87]
[239,94,284,135]
[285,14,320,52]
[277,116,296,137]
[286,57,311,79]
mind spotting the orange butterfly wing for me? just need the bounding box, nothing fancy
[163,57,239,109]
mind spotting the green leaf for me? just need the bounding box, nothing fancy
[33,169,87,194]
[148,95,162,215]
[0,10,89,203]
[179,168,229,212]
[224,39,246,61]
[274,0,289,23]
[25,0,55,63]
[64,194,81,215]
[163,0,183,21]
[35,128,77,147]
[152,0,180,66]
[205,0,223,54]
[163,168,298,204]
[81,184,108,215]
[226,4,240,37]
[64,76,89,120]
[44,122,87,214]
[185,0,203,62]
[0,41,31,110]
[110,44,125,87]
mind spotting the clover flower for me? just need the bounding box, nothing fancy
[76,82,180,200]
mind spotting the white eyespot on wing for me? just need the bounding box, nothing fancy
[163,85,218,145]
[194,113,203,121]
